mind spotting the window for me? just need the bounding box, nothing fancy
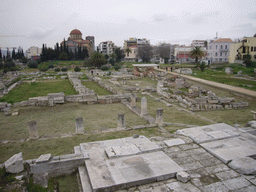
[220,58,222,62]
[225,45,227,49]
[215,52,218,56]
[251,47,254,52]
[216,45,218,49]
[254,47,256,52]
[225,52,227,56]
[220,52,222,56]
[221,45,223,49]
[215,58,218,61]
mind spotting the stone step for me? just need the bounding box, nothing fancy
[78,166,92,192]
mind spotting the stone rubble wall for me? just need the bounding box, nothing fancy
[157,80,249,111]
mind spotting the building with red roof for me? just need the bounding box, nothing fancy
[61,29,95,56]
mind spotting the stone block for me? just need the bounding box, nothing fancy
[176,171,190,183]
[164,139,185,147]
[36,154,52,164]
[4,152,24,173]
[28,121,39,139]
[33,172,49,188]
[76,117,84,133]
[228,157,256,175]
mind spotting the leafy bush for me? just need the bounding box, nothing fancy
[54,67,60,72]
[48,64,54,68]
[101,65,109,71]
[74,66,81,72]
[61,67,68,72]
[27,60,38,68]
[114,65,121,71]
[109,58,115,65]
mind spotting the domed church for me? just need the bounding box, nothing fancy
[61,29,95,55]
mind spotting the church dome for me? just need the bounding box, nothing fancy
[70,29,82,35]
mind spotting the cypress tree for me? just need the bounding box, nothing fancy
[12,48,16,59]
[0,48,2,60]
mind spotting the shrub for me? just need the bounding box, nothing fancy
[74,66,81,72]
[38,63,49,72]
[114,65,121,71]
[54,67,60,72]
[109,58,115,65]
[27,60,38,68]
[101,65,109,71]
[48,64,54,68]
[61,67,68,72]
[244,59,252,67]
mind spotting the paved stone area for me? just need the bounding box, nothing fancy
[78,136,183,192]
[76,133,256,191]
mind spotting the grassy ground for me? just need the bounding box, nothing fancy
[0,80,76,104]
[0,103,148,142]
[0,127,163,163]
[81,81,112,95]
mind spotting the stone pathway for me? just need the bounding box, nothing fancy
[156,69,256,99]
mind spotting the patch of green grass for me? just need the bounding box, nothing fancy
[0,103,148,141]
[0,80,76,104]
[0,127,161,163]
[192,69,256,91]
[82,81,112,95]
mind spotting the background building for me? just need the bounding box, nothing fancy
[207,38,233,63]
[229,36,256,63]
[97,41,116,55]
[61,29,95,55]
[123,38,150,49]
[25,46,42,59]
[124,45,138,61]
[191,40,206,47]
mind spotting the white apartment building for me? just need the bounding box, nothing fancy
[207,38,233,63]
[25,46,42,59]
[98,41,116,55]
[124,38,150,49]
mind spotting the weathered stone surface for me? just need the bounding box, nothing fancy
[164,139,185,147]
[176,171,190,183]
[28,121,39,139]
[4,152,24,173]
[33,172,49,188]
[166,181,200,192]
[155,108,163,125]
[222,177,251,190]
[76,117,84,133]
[117,114,125,129]
[141,97,147,116]
[228,157,256,175]
[36,154,52,164]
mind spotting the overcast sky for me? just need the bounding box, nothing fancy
[0,0,256,51]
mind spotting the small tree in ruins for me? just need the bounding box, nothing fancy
[137,44,153,63]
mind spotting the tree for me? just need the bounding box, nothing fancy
[114,48,125,62]
[124,47,132,56]
[4,58,15,69]
[156,43,170,63]
[199,61,206,71]
[137,44,153,63]
[12,48,16,59]
[0,48,2,60]
[189,46,205,64]
[88,52,106,68]
[59,52,68,60]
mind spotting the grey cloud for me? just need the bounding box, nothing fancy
[152,14,175,23]
[248,11,256,20]
[29,28,56,40]
[187,11,220,25]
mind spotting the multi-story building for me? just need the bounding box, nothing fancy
[175,45,207,63]
[191,40,206,47]
[97,41,116,55]
[123,38,150,49]
[229,36,256,63]
[207,38,233,63]
[124,45,138,61]
[25,46,42,59]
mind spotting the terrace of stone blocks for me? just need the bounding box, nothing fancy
[1,64,256,191]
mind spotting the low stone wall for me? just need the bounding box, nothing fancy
[29,153,86,177]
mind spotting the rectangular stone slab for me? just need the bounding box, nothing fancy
[85,151,182,192]
[201,136,256,164]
